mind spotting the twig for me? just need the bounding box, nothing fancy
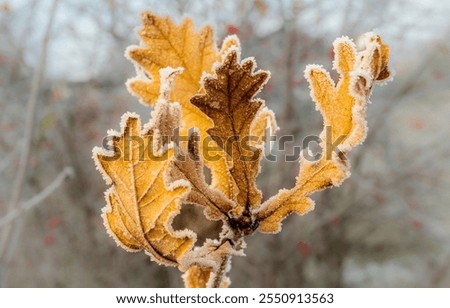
[0,167,73,228]
[0,0,59,271]
[0,167,72,287]
[211,254,230,288]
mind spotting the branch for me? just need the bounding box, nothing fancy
[0,167,73,228]
[211,254,230,288]
[0,0,59,263]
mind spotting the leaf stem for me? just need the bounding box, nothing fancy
[211,254,230,288]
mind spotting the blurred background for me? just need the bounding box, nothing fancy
[0,0,449,287]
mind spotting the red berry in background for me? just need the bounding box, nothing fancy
[90,130,101,140]
[330,216,340,226]
[1,122,15,132]
[297,241,312,257]
[43,234,55,247]
[412,219,423,230]
[373,192,385,203]
[328,46,334,61]
[47,216,61,229]
[226,25,239,35]
[0,54,8,64]
[408,199,419,210]
[264,80,273,93]
[410,117,425,130]
[290,78,303,86]
[432,70,445,80]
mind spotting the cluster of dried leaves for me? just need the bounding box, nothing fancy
[92,11,391,288]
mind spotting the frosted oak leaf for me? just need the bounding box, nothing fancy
[93,10,392,288]
[126,11,244,199]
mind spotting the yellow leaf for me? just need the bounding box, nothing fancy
[183,266,211,288]
[93,114,195,266]
[249,107,278,148]
[191,48,270,211]
[180,240,234,288]
[304,34,391,153]
[256,157,348,233]
[126,11,239,202]
[255,33,391,233]
[305,38,356,151]
[183,266,230,288]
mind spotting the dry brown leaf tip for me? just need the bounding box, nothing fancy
[93,11,392,288]
[168,129,236,221]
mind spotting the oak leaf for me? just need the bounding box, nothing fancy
[305,34,391,153]
[168,131,235,220]
[157,69,236,221]
[255,156,348,233]
[180,239,235,288]
[191,48,270,211]
[93,9,392,288]
[93,114,195,266]
[183,266,230,288]
[126,11,240,199]
[255,34,391,233]
[249,107,278,148]
[92,68,198,266]
[183,266,212,288]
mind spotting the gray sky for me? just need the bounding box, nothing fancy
[6,0,449,81]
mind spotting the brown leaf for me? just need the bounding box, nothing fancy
[191,48,270,210]
[169,131,235,220]
[358,33,391,83]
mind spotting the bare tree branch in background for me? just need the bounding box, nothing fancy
[0,0,59,285]
[0,167,73,228]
